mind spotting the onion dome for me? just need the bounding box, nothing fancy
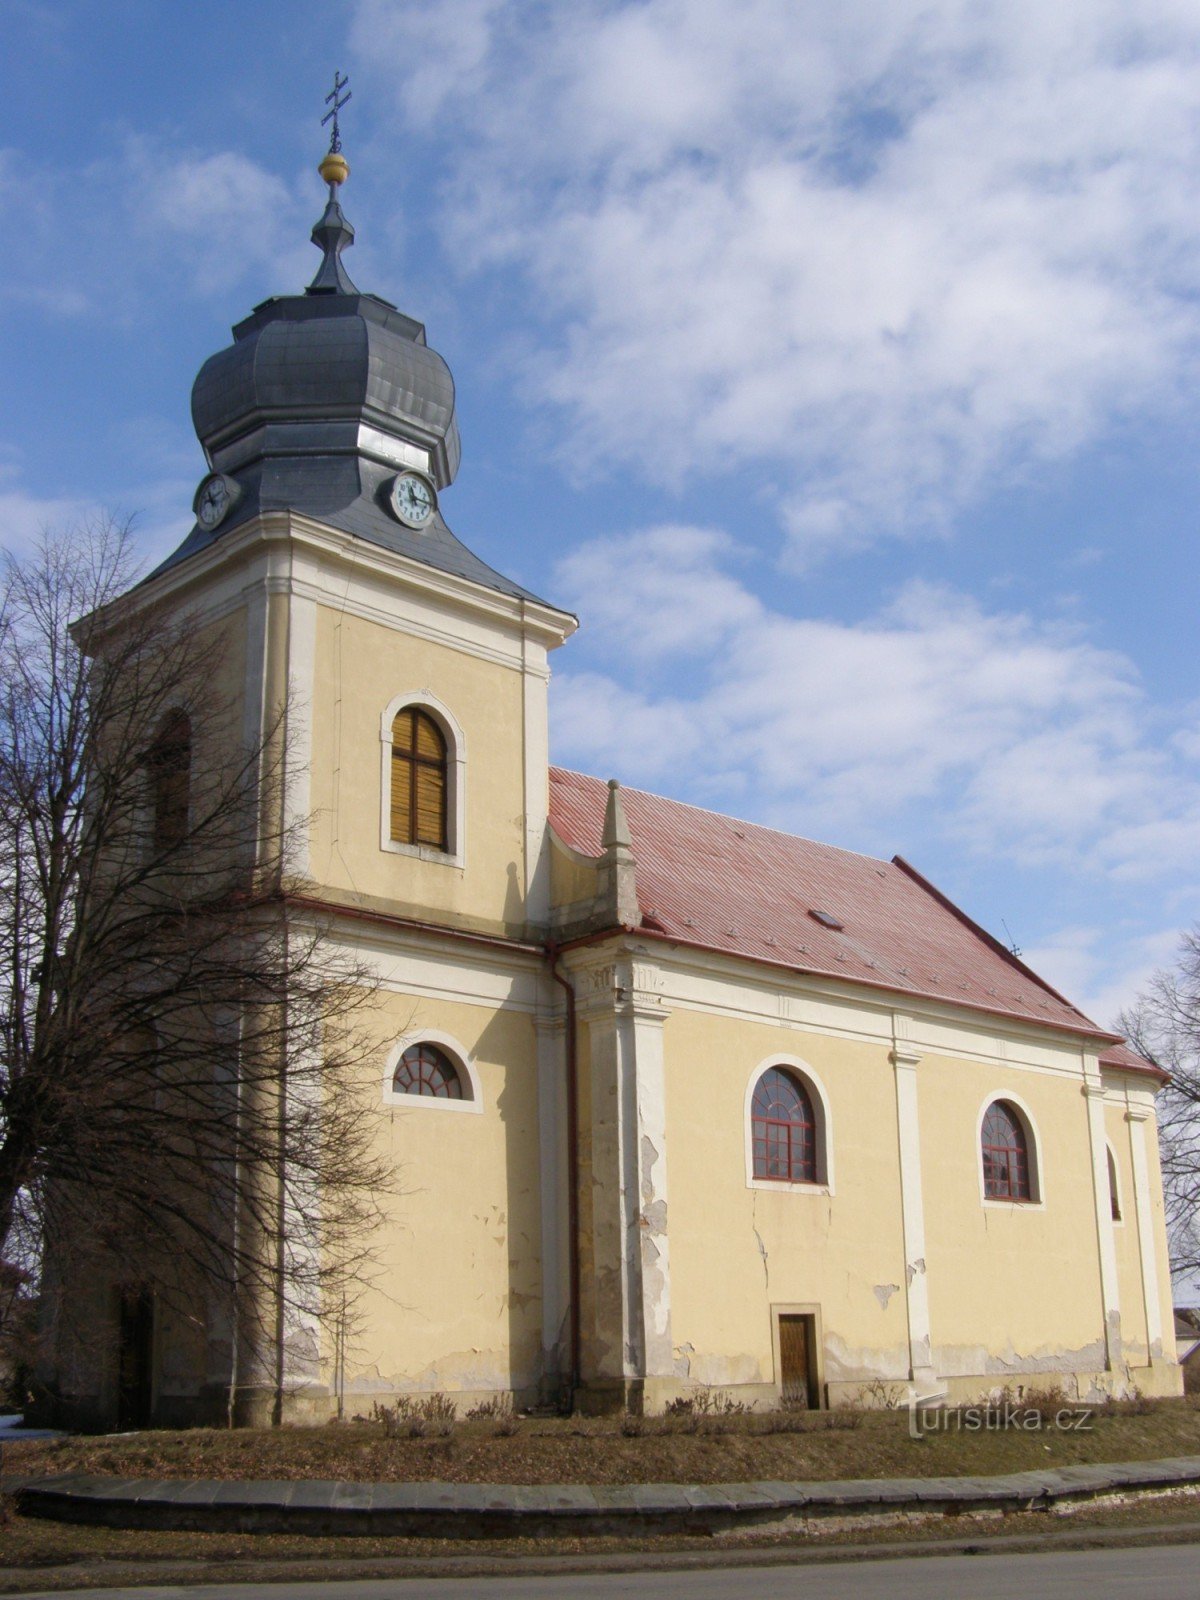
[154,134,536,604]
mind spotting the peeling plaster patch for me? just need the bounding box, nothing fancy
[905,1258,926,1287]
[640,1135,661,1205]
[822,1334,910,1384]
[687,1351,765,1386]
[642,1199,668,1234]
[934,1336,1111,1381]
[873,1283,900,1312]
[673,1340,695,1380]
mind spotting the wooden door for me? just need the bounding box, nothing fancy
[779,1313,817,1407]
[117,1286,154,1429]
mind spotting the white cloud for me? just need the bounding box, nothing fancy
[1021,924,1185,1031]
[0,139,312,320]
[0,455,196,575]
[549,525,1200,877]
[135,146,312,297]
[351,0,1200,559]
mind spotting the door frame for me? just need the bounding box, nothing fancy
[771,1302,825,1408]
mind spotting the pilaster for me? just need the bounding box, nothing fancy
[1083,1064,1122,1369]
[573,951,672,1409]
[890,1015,938,1393]
[535,993,570,1385]
[1126,1101,1166,1362]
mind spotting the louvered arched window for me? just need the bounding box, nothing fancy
[752,1067,818,1183]
[981,1100,1032,1201]
[149,710,191,850]
[390,707,447,850]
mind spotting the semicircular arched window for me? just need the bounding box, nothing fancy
[390,707,448,850]
[392,1042,465,1100]
[981,1100,1032,1201]
[752,1066,818,1183]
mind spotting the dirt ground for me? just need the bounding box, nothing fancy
[5,1393,1200,1487]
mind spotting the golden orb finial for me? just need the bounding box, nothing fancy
[319,150,350,187]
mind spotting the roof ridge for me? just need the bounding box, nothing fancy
[548,766,895,872]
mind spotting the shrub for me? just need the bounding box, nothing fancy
[465,1395,514,1422]
[855,1378,904,1410]
[371,1393,457,1438]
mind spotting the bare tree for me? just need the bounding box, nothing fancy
[1118,930,1200,1291]
[0,518,391,1423]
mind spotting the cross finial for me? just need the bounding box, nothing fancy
[322,70,352,155]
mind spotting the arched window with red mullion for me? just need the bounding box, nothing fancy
[981,1100,1032,1201]
[752,1067,818,1183]
[392,1041,465,1100]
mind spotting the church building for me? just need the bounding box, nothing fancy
[42,135,1181,1424]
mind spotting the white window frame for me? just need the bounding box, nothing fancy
[379,691,466,867]
[976,1091,1045,1209]
[382,1029,483,1114]
[744,1054,835,1195]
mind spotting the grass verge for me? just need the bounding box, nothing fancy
[4,1393,1200,1488]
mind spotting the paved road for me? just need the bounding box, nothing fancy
[18,1542,1200,1600]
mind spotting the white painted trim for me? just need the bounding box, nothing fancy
[379,691,466,868]
[976,1091,1044,1209]
[102,510,577,654]
[382,1029,483,1114]
[1127,1104,1165,1356]
[1083,1072,1122,1368]
[284,592,316,877]
[891,1022,936,1387]
[599,936,1115,1082]
[522,630,551,922]
[536,1000,569,1367]
[743,1054,835,1196]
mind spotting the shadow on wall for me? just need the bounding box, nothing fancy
[475,993,546,1408]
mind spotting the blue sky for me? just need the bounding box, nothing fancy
[5,0,1200,1027]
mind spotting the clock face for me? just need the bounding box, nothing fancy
[389,472,436,529]
[195,474,234,531]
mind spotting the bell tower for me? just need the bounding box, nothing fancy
[145,115,575,941]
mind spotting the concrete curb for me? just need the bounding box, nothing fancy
[12,1456,1200,1538]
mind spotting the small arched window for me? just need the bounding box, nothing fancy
[1108,1146,1122,1222]
[390,708,447,851]
[392,1042,465,1100]
[149,710,191,850]
[981,1101,1032,1201]
[752,1067,817,1183]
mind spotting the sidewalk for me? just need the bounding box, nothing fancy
[11,1455,1200,1538]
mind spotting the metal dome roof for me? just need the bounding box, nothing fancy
[148,182,549,606]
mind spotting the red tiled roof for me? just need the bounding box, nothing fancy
[549,767,1123,1046]
[1098,1041,1167,1082]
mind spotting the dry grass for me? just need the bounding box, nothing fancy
[4,1394,1200,1488]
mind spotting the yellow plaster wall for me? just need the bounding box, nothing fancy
[661,1009,909,1389]
[344,988,545,1399]
[921,1054,1107,1375]
[549,831,601,908]
[307,605,531,933]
